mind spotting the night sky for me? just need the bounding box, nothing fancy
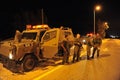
[0,0,120,39]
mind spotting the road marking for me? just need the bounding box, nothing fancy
[34,44,92,80]
[34,65,63,80]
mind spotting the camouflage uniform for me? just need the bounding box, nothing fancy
[91,34,102,58]
[61,35,70,64]
[86,36,93,60]
[72,34,82,62]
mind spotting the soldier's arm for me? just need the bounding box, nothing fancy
[61,43,67,53]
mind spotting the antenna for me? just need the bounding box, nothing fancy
[41,8,44,24]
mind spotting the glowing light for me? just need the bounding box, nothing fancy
[94,5,102,34]
[26,24,49,30]
[95,5,101,11]
[26,25,32,29]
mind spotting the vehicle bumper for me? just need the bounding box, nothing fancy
[0,54,22,73]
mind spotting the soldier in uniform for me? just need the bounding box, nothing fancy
[61,35,70,64]
[14,30,22,42]
[86,35,93,60]
[91,33,102,58]
[72,33,82,62]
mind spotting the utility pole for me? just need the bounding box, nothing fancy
[94,10,95,35]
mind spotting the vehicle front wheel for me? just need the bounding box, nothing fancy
[21,55,36,72]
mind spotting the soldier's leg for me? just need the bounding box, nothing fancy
[91,47,97,58]
[72,53,76,62]
[66,52,70,63]
[62,52,66,64]
[97,47,100,57]
[72,46,77,62]
[87,47,90,60]
[76,52,80,61]
[76,48,80,61]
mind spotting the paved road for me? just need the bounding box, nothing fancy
[0,39,120,80]
[34,39,120,80]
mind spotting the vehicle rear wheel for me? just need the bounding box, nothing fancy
[22,55,36,72]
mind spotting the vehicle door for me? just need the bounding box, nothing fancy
[41,29,59,58]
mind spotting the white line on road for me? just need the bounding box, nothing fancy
[33,65,63,80]
[33,44,97,80]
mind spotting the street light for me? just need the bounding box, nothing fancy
[93,5,101,35]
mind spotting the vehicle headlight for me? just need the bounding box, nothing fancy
[82,39,86,43]
[9,51,13,59]
[9,45,17,60]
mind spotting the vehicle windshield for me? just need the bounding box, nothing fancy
[22,32,37,40]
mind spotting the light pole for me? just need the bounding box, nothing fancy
[93,5,101,35]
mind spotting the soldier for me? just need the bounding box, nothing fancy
[72,33,82,62]
[14,30,22,42]
[61,35,70,64]
[91,33,102,58]
[86,35,93,60]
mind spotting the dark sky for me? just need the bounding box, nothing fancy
[0,0,120,39]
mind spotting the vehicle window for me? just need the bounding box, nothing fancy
[22,32,37,40]
[50,30,56,39]
[43,30,57,41]
[43,32,50,41]
[64,31,71,36]
[39,30,46,41]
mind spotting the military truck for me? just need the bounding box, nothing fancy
[0,25,75,72]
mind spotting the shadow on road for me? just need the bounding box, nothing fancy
[99,53,111,58]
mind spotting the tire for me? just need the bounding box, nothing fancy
[22,55,36,72]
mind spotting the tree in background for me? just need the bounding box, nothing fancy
[97,20,109,38]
